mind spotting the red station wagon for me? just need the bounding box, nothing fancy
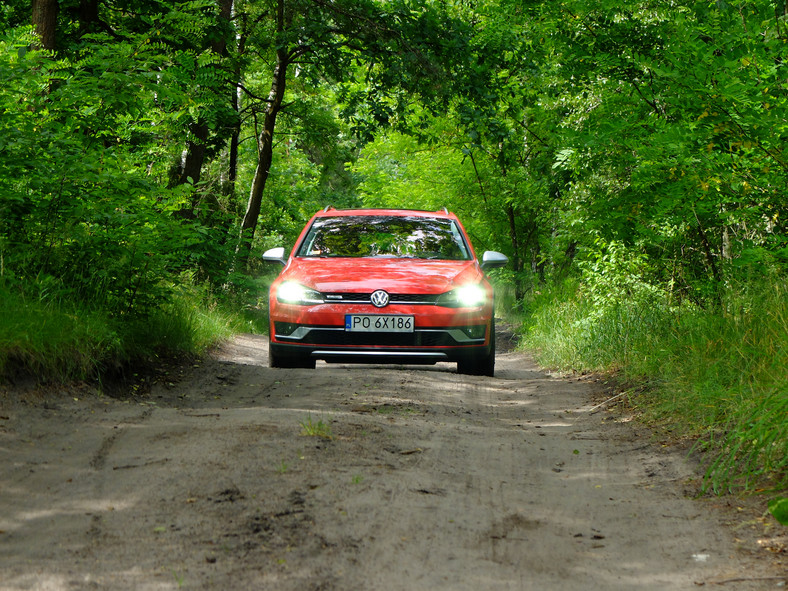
[263,208,508,375]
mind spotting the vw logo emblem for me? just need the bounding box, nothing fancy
[370,290,390,308]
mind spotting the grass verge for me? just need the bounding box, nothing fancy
[0,281,263,385]
[520,278,788,494]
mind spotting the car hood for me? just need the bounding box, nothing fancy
[280,258,484,294]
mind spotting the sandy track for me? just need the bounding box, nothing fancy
[0,333,784,590]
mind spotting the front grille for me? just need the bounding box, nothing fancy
[391,293,440,304]
[323,292,439,305]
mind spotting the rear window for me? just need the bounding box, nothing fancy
[297,216,471,260]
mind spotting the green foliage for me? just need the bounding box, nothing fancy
[300,414,333,440]
[0,24,241,314]
[536,0,786,292]
[248,95,364,254]
[522,275,788,492]
[577,240,662,314]
[0,284,121,381]
[352,132,525,259]
[0,278,240,383]
[129,280,243,355]
[333,0,477,139]
[704,387,788,494]
[769,498,788,526]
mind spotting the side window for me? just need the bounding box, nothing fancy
[450,222,470,259]
[297,223,323,256]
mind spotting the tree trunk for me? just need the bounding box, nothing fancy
[32,0,58,50]
[78,0,99,36]
[228,9,248,194]
[172,0,235,192]
[228,108,239,186]
[692,207,722,306]
[177,122,209,187]
[506,204,525,301]
[237,1,289,268]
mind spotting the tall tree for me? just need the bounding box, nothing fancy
[235,0,476,266]
[173,0,236,190]
[238,0,289,260]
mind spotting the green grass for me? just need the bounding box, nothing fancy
[0,280,253,384]
[521,278,788,493]
[300,414,333,439]
[0,287,120,381]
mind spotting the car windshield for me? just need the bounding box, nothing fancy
[297,215,471,260]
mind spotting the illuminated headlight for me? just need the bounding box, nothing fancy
[276,281,324,305]
[437,284,487,308]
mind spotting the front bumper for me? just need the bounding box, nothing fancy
[269,340,492,365]
[271,322,491,364]
[268,301,493,365]
[273,322,487,346]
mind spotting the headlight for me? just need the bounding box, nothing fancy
[437,284,487,308]
[276,281,324,305]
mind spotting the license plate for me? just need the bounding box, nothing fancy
[345,315,414,333]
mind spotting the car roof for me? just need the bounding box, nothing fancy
[312,207,458,220]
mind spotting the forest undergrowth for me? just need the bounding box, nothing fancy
[0,278,266,385]
[519,277,788,496]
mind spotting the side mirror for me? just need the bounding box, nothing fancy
[481,251,508,271]
[263,247,287,266]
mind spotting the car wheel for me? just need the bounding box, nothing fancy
[457,320,495,377]
[268,343,316,369]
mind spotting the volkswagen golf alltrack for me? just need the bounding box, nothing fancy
[263,208,507,375]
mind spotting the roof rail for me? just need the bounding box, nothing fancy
[323,205,334,212]
[440,207,449,214]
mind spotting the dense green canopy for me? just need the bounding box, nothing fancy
[3,0,786,306]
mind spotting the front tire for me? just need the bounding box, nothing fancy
[457,321,495,377]
[268,342,316,369]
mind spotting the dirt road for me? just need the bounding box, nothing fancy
[1,333,785,590]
